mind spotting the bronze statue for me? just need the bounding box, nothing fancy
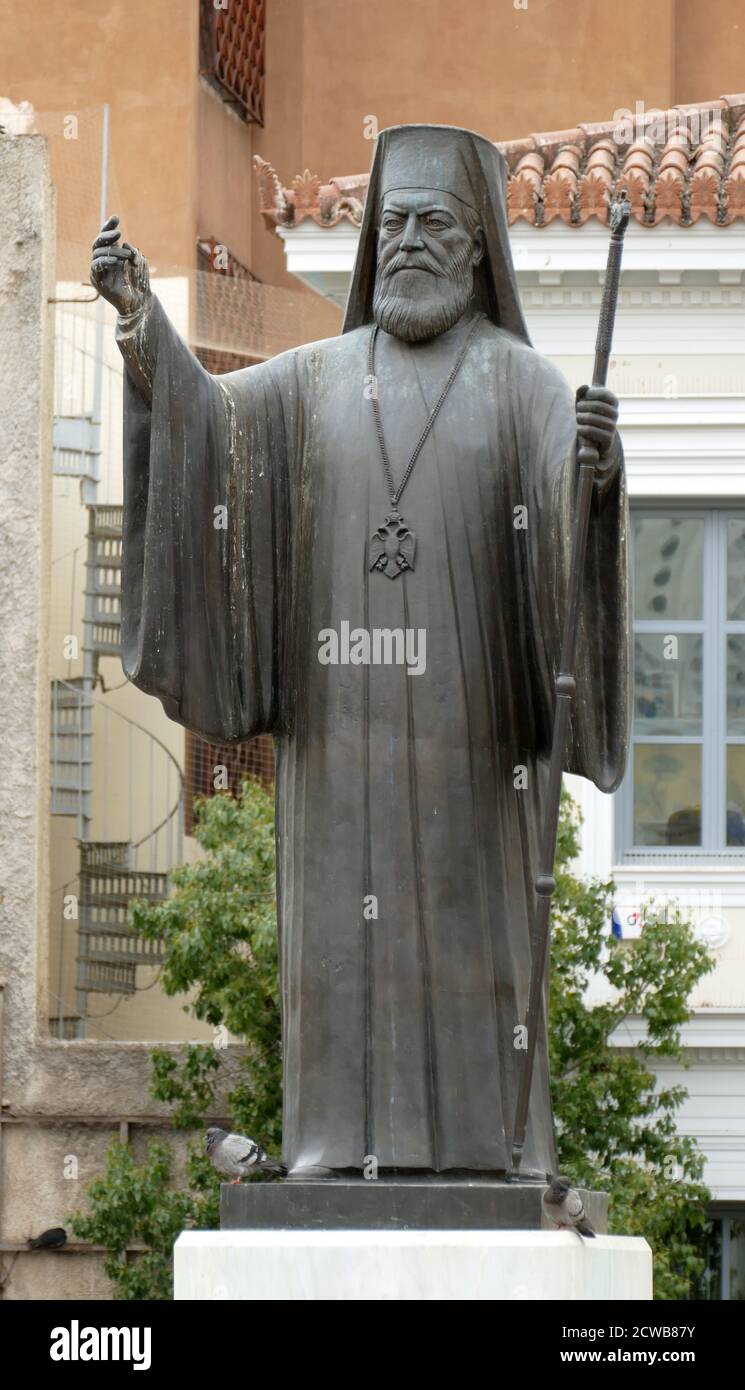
[91,125,629,1183]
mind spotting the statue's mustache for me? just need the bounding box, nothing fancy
[383,252,443,279]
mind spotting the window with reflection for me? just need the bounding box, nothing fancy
[621,511,745,855]
[691,1215,745,1300]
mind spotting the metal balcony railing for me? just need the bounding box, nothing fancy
[199,0,265,126]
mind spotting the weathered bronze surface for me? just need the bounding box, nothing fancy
[221,1179,609,1232]
[92,125,629,1185]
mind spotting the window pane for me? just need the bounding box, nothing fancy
[634,516,703,620]
[727,636,745,735]
[727,518,745,619]
[633,744,701,846]
[729,1219,745,1299]
[726,746,745,846]
[634,634,703,735]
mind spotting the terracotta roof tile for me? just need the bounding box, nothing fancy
[542,144,581,225]
[254,95,745,232]
[723,113,745,224]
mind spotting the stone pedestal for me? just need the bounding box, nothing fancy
[220,1178,608,1232]
[174,1179,646,1301]
[174,1229,652,1301]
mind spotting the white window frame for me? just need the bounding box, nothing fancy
[617,502,745,863]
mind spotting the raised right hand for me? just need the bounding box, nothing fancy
[90,215,150,316]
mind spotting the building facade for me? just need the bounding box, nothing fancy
[1,0,744,1295]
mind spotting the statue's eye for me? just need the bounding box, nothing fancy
[425,217,447,229]
[382,216,403,232]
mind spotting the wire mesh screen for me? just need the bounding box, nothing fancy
[197,346,258,374]
[195,238,263,372]
[184,732,275,835]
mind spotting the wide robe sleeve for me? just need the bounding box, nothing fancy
[517,349,631,793]
[115,293,293,742]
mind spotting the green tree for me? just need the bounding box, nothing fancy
[71,782,714,1299]
[551,790,714,1299]
[131,779,282,1147]
[70,1139,218,1301]
[69,780,282,1298]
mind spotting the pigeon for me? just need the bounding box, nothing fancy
[205,1127,287,1182]
[542,1177,596,1238]
[27,1226,67,1250]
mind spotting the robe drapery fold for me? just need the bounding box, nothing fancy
[118,295,292,741]
[117,297,629,1178]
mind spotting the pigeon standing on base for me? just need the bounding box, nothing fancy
[542,1177,596,1237]
[205,1127,287,1182]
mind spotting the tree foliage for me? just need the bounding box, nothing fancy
[69,1140,218,1301]
[69,781,281,1298]
[551,790,714,1299]
[133,779,283,1146]
[71,782,714,1300]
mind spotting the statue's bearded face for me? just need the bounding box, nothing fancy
[373,189,484,343]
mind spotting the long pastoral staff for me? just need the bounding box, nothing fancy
[509,191,631,1179]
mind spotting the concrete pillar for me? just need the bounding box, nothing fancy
[0,134,54,1115]
[0,134,254,1301]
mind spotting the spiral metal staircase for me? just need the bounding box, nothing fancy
[51,306,183,1031]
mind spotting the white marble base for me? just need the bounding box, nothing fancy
[174,1230,652,1301]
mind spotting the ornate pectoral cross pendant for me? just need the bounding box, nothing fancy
[369,510,417,579]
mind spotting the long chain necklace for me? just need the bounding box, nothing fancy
[368,312,484,578]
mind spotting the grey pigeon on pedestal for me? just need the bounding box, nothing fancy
[542,1177,596,1238]
[28,1226,67,1250]
[205,1127,287,1182]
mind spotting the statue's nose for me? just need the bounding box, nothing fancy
[400,211,424,251]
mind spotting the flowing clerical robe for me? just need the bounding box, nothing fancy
[117,296,629,1179]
